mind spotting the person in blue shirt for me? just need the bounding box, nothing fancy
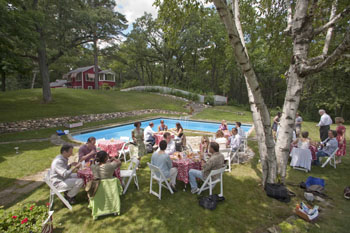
[314,130,338,165]
[151,140,178,192]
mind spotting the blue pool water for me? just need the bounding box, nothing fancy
[72,118,252,142]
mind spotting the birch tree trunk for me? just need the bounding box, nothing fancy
[212,0,277,185]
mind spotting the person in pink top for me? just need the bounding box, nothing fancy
[335,117,346,164]
[79,137,97,162]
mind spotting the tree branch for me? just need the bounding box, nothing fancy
[322,0,338,55]
[313,7,350,37]
[301,31,350,75]
[283,0,293,34]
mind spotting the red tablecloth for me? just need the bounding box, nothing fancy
[77,167,122,185]
[172,158,201,184]
[98,140,125,157]
[154,133,164,145]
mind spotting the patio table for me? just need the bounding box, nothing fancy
[77,167,122,185]
[98,139,125,157]
[172,158,201,184]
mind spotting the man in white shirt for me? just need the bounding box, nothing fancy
[144,122,156,146]
[317,109,332,141]
[236,122,246,138]
[50,144,83,205]
[227,128,241,152]
[163,132,176,155]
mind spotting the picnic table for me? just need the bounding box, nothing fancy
[98,139,125,157]
[77,167,122,185]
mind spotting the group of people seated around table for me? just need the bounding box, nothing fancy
[50,138,123,205]
[151,140,225,194]
[214,121,246,152]
[285,109,346,170]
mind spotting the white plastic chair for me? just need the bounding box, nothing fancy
[240,136,248,153]
[220,148,232,172]
[321,148,338,168]
[147,163,174,200]
[198,167,226,196]
[120,158,139,194]
[44,170,72,211]
[118,142,131,163]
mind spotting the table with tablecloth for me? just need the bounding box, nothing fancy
[98,139,126,157]
[172,158,201,184]
[77,167,122,185]
[290,144,318,161]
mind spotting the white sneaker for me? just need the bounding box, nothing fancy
[191,188,199,194]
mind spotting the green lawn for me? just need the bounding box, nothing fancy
[0,142,60,191]
[0,88,188,123]
[2,105,350,232]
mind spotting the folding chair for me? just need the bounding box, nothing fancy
[120,158,139,194]
[240,136,248,153]
[44,170,72,211]
[321,148,338,168]
[147,163,174,200]
[198,167,226,196]
[220,148,232,172]
[118,142,131,163]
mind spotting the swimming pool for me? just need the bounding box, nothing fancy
[72,118,252,142]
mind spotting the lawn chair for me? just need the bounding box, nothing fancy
[240,136,248,153]
[321,148,338,169]
[220,148,232,172]
[120,158,139,195]
[44,170,72,211]
[147,163,174,200]
[89,178,123,220]
[198,167,225,196]
[118,142,131,163]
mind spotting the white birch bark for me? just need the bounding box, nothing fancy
[213,0,277,185]
[322,0,338,55]
[233,0,276,184]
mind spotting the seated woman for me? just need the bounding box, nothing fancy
[174,122,184,138]
[292,131,311,149]
[158,120,168,132]
[290,131,312,171]
[200,136,210,154]
[91,151,121,180]
[215,130,228,150]
[79,137,97,163]
[177,132,187,151]
[219,120,228,131]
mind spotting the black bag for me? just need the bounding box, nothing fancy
[265,183,291,203]
[199,195,217,210]
[344,186,350,200]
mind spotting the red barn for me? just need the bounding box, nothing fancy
[64,66,116,89]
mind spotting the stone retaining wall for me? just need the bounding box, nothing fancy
[0,109,185,133]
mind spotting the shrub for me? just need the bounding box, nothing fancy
[121,80,139,89]
[0,203,50,233]
[204,95,215,106]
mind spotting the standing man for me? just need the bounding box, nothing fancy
[295,113,303,138]
[317,109,333,141]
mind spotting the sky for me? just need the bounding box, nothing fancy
[115,0,158,34]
